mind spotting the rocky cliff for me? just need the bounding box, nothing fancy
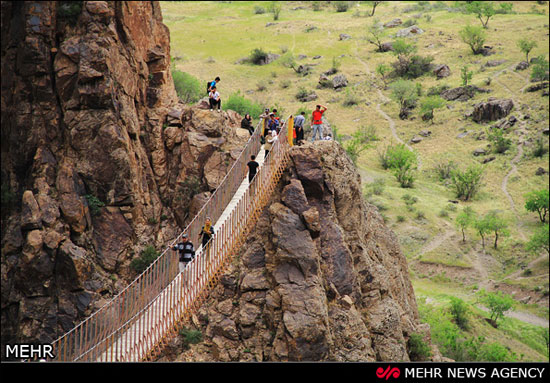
[1,1,248,353]
[158,141,442,362]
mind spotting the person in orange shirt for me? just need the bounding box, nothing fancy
[311,104,327,141]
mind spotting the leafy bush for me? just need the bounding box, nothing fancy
[180,327,203,349]
[57,1,83,24]
[86,194,105,216]
[461,65,474,86]
[487,128,511,154]
[449,165,484,201]
[342,89,361,107]
[449,297,469,330]
[295,87,310,101]
[249,48,269,65]
[459,25,486,55]
[476,290,515,327]
[130,246,160,274]
[420,95,445,122]
[1,183,16,216]
[390,79,418,119]
[268,1,282,20]
[517,38,537,64]
[530,55,550,84]
[280,79,291,89]
[333,1,350,12]
[531,137,549,158]
[385,144,418,188]
[172,70,203,104]
[408,333,432,361]
[427,83,450,96]
[526,224,550,255]
[254,5,266,14]
[434,159,457,181]
[223,91,263,119]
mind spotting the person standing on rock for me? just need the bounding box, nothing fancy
[173,233,195,272]
[311,104,327,141]
[241,114,254,135]
[199,217,215,249]
[247,155,260,183]
[294,111,306,145]
[209,86,221,112]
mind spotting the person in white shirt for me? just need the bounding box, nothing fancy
[209,87,221,112]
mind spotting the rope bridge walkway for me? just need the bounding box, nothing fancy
[49,115,296,362]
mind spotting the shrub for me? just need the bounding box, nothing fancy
[531,137,549,158]
[530,55,550,84]
[342,89,361,107]
[172,70,203,104]
[1,183,16,216]
[268,2,282,20]
[408,333,432,361]
[180,327,203,349]
[86,194,105,216]
[57,1,83,24]
[249,48,269,65]
[130,245,160,274]
[449,165,484,201]
[434,160,457,181]
[397,215,406,222]
[449,297,469,330]
[386,144,418,188]
[333,1,350,12]
[312,1,323,11]
[459,25,486,55]
[370,178,386,196]
[487,128,511,154]
[280,79,291,89]
[256,81,267,92]
[390,79,418,119]
[376,63,391,89]
[427,83,450,96]
[223,91,263,119]
[402,18,416,28]
[295,87,310,101]
[461,65,473,86]
[456,206,475,242]
[254,5,266,14]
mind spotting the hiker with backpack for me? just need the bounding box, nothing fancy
[207,77,220,94]
[209,86,221,112]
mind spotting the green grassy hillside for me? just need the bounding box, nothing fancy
[160,1,549,361]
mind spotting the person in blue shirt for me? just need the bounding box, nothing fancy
[207,76,221,94]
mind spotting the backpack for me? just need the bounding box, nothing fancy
[206,80,216,93]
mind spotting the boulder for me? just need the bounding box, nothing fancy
[433,64,451,78]
[473,148,487,156]
[484,59,506,67]
[339,34,352,41]
[21,191,42,231]
[332,74,348,89]
[380,42,394,52]
[410,136,423,144]
[441,85,490,102]
[515,61,529,71]
[396,25,424,38]
[418,130,431,137]
[472,99,514,123]
[482,156,496,164]
[383,18,402,28]
[535,167,548,176]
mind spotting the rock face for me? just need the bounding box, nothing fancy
[472,99,514,123]
[441,85,490,101]
[433,64,451,79]
[1,1,247,353]
[396,25,424,38]
[157,142,441,362]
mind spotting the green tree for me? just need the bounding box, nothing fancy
[526,224,550,255]
[172,70,203,104]
[473,213,492,249]
[366,20,386,52]
[517,38,537,64]
[476,290,514,327]
[420,95,445,123]
[408,333,432,361]
[390,79,418,119]
[391,38,418,77]
[268,1,282,20]
[386,144,418,188]
[465,1,496,29]
[524,189,549,223]
[484,211,509,249]
[459,25,486,55]
[450,165,484,201]
[366,1,384,16]
[461,65,474,86]
[530,55,550,85]
[456,206,475,242]
[130,245,161,274]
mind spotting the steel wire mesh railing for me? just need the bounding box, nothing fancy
[50,115,293,361]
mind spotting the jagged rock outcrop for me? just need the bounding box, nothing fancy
[1,1,247,354]
[472,99,514,123]
[157,141,441,362]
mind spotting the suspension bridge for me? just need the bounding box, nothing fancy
[50,115,295,362]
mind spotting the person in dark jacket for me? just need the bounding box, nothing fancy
[241,114,254,135]
[199,217,215,248]
[173,233,195,270]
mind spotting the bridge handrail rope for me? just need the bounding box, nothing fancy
[51,114,295,361]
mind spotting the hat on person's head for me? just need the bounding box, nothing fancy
[182,233,188,239]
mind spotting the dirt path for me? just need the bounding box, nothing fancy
[492,62,530,241]
[413,227,454,260]
[353,46,422,170]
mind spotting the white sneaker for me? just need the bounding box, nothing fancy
[210,109,213,111]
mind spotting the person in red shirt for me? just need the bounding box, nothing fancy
[311,104,327,141]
